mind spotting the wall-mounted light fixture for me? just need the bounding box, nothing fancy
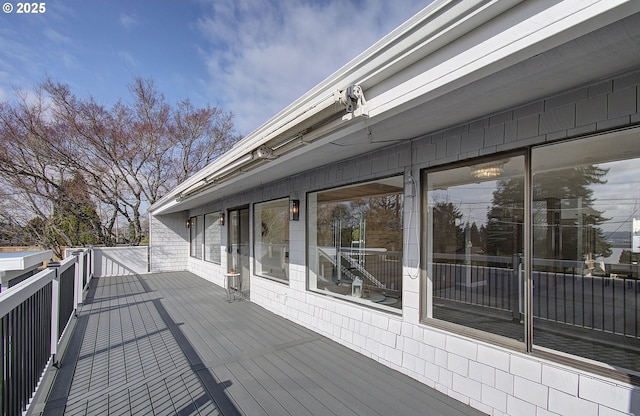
[471,160,506,179]
[220,213,225,226]
[185,218,191,228]
[290,199,300,221]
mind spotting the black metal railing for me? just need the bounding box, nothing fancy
[338,249,403,295]
[6,270,37,290]
[58,265,76,337]
[432,261,518,312]
[0,280,52,416]
[0,247,93,415]
[533,268,639,338]
[432,254,640,339]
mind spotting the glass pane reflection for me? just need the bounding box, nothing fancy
[426,156,525,342]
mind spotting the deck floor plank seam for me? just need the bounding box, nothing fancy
[250,351,336,416]
[32,272,486,416]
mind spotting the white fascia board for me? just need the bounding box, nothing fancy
[150,90,342,213]
[366,0,640,118]
[342,0,524,91]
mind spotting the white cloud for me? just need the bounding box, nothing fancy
[195,0,426,134]
[43,27,72,44]
[119,14,138,29]
[118,51,138,70]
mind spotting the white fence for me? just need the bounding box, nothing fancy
[64,246,149,277]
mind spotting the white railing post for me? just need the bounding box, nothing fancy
[47,261,60,366]
[72,250,83,313]
[88,245,94,285]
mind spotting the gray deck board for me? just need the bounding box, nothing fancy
[30,271,486,416]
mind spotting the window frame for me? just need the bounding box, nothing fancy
[306,175,405,313]
[189,215,203,259]
[420,150,528,351]
[420,129,640,380]
[253,197,290,283]
[529,131,640,375]
[204,211,223,264]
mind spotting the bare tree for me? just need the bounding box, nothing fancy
[0,77,240,253]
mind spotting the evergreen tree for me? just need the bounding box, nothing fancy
[488,165,612,261]
[486,177,524,257]
[431,201,465,256]
[46,174,104,254]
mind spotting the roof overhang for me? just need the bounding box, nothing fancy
[150,0,640,215]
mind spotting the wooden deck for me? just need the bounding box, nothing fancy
[29,272,485,416]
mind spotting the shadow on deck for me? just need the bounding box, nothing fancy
[29,272,485,416]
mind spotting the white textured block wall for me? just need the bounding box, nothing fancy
[150,211,189,272]
[153,69,640,415]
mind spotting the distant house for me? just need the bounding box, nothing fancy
[149,1,640,414]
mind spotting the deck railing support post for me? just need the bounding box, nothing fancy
[88,245,94,286]
[72,250,84,315]
[47,261,61,367]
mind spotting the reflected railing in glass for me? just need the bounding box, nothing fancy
[315,247,402,309]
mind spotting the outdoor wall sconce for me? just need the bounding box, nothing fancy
[185,218,191,228]
[220,213,225,226]
[290,199,300,221]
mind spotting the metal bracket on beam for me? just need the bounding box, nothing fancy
[341,85,368,119]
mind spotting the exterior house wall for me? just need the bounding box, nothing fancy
[153,69,640,415]
[149,211,190,272]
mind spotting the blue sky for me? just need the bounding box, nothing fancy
[0,0,426,135]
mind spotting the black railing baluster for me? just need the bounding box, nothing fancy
[2,315,7,416]
[581,273,585,328]
[562,275,564,323]
[623,278,626,336]
[602,276,606,332]
[572,274,576,326]
[591,274,595,330]
[633,280,640,338]
[480,269,484,306]
[10,307,16,415]
[545,272,549,321]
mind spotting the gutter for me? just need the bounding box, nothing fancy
[150,1,511,215]
[149,0,530,215]
[151,85,367,211]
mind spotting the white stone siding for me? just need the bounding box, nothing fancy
[151,69,640,415]
[149,211,189,272]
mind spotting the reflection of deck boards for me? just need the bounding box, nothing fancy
[434,298,640,373]
[32,271,483,416]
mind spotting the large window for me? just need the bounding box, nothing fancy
[424,155,525,343]
[204,212,222,263]
[254,198,289,282]
[531,131,640,373]
[308,177,403,311]
[423,129,640,374]
[189,215,202,259]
